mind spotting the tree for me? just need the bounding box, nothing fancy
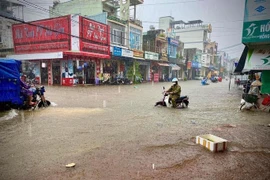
[127,61,142,83]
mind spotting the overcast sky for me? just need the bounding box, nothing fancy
[22,0,246,58]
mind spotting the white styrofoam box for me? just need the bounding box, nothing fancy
[196,134,228,152]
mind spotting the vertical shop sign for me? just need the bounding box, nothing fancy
[47,61,52,85]
[187,61,191,70]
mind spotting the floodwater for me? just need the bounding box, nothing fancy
[0,80,269,180]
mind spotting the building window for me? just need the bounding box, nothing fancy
[130,27,142,50]
[112,29,125,45]
[169,45,177,58]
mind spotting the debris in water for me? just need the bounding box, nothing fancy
[268,124,270,127]
[134,86,138,88]
[66,163,76,168]
[152,163,155,170]
[222,124,236,128]
[191,120,196,124]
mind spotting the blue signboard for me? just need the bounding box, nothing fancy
[113,46,122,56]
[168,38,179,46]
[191,61,202,68]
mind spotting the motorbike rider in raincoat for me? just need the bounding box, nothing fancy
[166,78,181,108]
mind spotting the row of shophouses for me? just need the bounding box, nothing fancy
[0,0,228,86]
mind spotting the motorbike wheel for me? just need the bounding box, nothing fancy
[184,101,189,107]
[240,103,245,111]
[38,100,51,108]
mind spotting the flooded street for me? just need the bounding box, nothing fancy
[0,80,269,180]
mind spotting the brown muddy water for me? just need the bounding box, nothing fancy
[0,80,269,180]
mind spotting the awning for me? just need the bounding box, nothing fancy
[64,51,110,59]
[7,52,63,60]
[234,46,248,74]
[157,63,170,67]
[169,64,181,70]
[134,57,145,60]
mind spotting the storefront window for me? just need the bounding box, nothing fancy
[103,61,118,79]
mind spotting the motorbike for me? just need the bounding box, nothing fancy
[242,80,251,93]
[201,78,209,85]
[210,77,218,83]
[240,93,258,111]
[22,79,51,110]
[155,87,189,108]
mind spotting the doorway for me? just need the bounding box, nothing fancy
[84,61,95,84]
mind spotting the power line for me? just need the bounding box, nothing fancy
[139,0,204,6]
[219,43,243,50]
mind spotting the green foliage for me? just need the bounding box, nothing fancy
[127,62,143,84]
[159,33,165,37]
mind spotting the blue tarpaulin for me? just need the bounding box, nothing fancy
[0,59,23,105]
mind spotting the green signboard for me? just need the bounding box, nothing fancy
[242,19,270,43]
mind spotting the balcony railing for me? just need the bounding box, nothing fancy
[129,18,142,26]
[107,15,127,25]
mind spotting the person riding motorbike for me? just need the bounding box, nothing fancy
[166,78,181,108]
[20,75,35,106]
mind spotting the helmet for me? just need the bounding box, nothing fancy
[172,78,178,82]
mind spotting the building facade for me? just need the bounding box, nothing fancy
[8,15,111,86]
[0,0,24,57]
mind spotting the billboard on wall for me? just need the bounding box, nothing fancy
[242,0,270,43]
[243,49,270,71]
[12,16,71,53]
[80,16,110,55]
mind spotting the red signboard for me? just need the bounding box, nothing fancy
[80,16,109,45]
[187,61,191,70]
[80,42,109,54]
[12,16,71,53]
[15,42,69,54]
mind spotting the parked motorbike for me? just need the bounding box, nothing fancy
[210,77,218,83]
[240,93,258,111]
[155,87,189,108]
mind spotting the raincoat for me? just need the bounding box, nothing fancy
[167,83,181,108]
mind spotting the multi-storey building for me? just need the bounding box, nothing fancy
[49,0,147,83]
[159,16,219,79]
[0,0,24,57]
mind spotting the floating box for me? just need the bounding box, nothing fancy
[196,134,228,152]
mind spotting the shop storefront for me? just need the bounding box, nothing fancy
[191,61,202,79]
[133,50,150,82]
[8,14,110,86]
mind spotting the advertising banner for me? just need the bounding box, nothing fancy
[80,42,109,54]
[242,0,270,43]
[12,16,71,53]
[145,51,159,60]
[113,46,122,56]
[133,50,144,58]
[80,16,109,44]
[244,0,270,22]
[122,49,133,57]
[243,49,270,71]
[168,38,179,46]
[242,19,270,43]
[13,16,70,44]
[15,42,69,54]
[187,61,191,70]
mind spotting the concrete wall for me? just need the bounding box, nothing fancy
[159,16,174,32]
[0,17,14,49]
[49,0,103,17]
[174,30,204,50]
